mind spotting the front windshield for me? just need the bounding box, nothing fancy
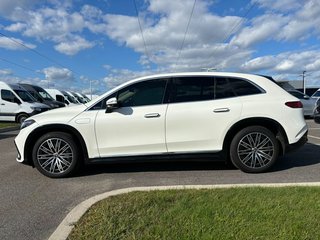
[75,95,86,103]
[312,91,320,97]
[38,90,54,101]
[62,92,78,104]
[13,90,36,103]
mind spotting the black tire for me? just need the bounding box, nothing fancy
[230,126,279,173]
[32,132,80,178]
[16,113,29,124]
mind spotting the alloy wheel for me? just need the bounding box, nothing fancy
[37,138,74,174]
[237,132,274,169]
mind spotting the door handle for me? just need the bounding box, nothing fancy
[0,103,4,105]
[213,108,230,113]
[144,113,160,118]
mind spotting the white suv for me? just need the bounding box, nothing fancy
[15,72,308,178]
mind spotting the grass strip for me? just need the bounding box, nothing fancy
[68,187,320,240]
[0,122,18,129]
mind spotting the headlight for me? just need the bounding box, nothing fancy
[21,119,36,130]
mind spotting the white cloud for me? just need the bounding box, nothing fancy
[231,14,287,47]
[3,3,95,55]
[104,0,246,71]
[54,36,95,55]
[0,0,40,17]
[0,36,36,50]
[253,0,302,12]
[42,67,74,81]
[0,69,13,75]
[4,22,27,32]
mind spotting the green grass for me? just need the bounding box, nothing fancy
[68,187,320,240]
[0,122,18,129]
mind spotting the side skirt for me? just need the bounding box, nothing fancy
[87,151,225,165]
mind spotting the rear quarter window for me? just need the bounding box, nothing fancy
[215,77,263,99]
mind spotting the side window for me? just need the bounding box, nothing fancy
[169,77,214,103]
[215,77,236,99]
[215,77,262,99]
[1,89,16,103]
[117,79,167,107]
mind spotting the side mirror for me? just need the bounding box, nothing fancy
[304,95,310,100]
[106,97,118,113]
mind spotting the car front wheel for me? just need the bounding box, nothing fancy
[230,126,279,173]
[32,132,80,178]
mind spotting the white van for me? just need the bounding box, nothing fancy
[45,88,77,107]
[0,81,50,123]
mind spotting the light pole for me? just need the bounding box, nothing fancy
[90,80,92,100]
[302,70,306,94]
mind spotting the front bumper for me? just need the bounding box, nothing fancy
[286,130,308,153]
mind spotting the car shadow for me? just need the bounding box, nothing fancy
[0,132,18,140]
[76,159,230,177]
[270,143,320,172]
[75,143,320,177]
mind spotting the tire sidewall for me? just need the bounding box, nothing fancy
[17,114,28,124]
[230,126,279,173]
[32,132,79,178]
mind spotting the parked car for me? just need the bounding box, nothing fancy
[70,91,87,104]
[15,72,308,178]
[314,99,320,124]
[61,90,80,104]
[20,84,65,109]
[311,88,320,100]
[287,90,317,117]
[45,88,77,107]
[0,81,50,123]
[79,93,91,102]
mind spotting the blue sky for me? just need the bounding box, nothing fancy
[0,0,320,95]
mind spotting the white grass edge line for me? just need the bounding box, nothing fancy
[308,135,320,140]
[49,182,320,240]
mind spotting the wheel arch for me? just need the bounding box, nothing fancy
[24,124,89,166]
[222,117,288,157]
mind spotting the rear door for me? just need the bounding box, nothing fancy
[165,76,242,153]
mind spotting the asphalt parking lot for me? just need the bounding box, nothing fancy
[0,120,319,240]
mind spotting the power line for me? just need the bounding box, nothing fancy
[0,31,78,75]
[133,0,151,64]
[176,0,197,68]
[0,57,41,74]
[222,1,257,43]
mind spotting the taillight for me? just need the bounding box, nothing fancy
[285,101,303,108]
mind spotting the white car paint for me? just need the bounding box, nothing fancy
[15,72,308,176]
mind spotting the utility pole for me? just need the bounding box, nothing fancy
[302,70,306,94]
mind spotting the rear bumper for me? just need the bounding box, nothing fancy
[286,130,308,153]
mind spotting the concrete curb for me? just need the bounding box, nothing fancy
[49,182,320,240]
[0,126,20,134]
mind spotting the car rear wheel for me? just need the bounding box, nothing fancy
[32,132,80,178]
[230,126,279,173]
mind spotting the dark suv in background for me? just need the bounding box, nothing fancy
[20,84,65,109]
